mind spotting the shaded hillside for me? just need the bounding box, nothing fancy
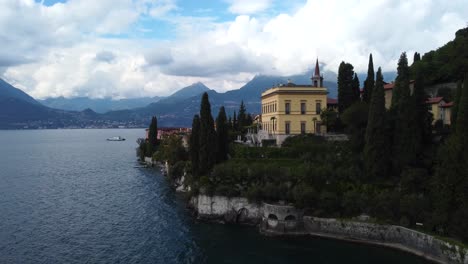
[39,96,163,113]
[0,79,40,105]
[412,27,468,84]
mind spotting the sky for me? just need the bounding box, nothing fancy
[0,0,467,99]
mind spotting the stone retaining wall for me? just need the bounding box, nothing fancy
[304,217,468,264]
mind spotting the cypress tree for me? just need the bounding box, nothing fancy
[413,52,421,63]
[198,92,217,175]
[452,80,463,130]
[392,52,413,174]
[391,52,410,108]
[363,54,375,103]
[190,115,200,178]
[148,116,158,155]
[338,62,356,113]
[233,111,238,131]
[238,101,247,131]
[352,73,361,102]
[364,67,388,180]
[215,106,229,162]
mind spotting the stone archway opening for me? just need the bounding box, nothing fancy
[267,214,279,227]
[284,215,297,229]
[237,208,249,223]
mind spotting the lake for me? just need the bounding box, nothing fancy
[0,129,431,263]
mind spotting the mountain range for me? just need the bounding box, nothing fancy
[1,70,402,128]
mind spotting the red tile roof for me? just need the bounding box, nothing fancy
[327,98,338,105]
[440,102,454,108]
[384,80,416,90]
[426,97,444,104]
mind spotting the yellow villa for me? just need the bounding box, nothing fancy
[257,59,328,145]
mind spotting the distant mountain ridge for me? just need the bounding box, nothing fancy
[39,96,163,113]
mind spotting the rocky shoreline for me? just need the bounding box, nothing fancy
[189,194,468,264]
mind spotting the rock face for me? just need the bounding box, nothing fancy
[304,217,468,264]
[190,195,263,225]
[190,195,305,234]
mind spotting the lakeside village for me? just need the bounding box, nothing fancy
[136,31,468,263]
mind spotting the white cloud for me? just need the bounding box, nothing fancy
[226,0,273,14]
[1,0,468,100]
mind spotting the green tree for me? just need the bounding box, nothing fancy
[238,101,247,132]
[452,80,463,129]
[337,62,357,113]
[363,54,375,103]
[190,115,200,178]
[352,73,361,102]
[432,75,468,241]
[148,116,158,156]
[391,52,410,108]
[199,92,217,176]
[341,101,368,152]
[364,67,388,180]
[413,52,421,63]
[216,106,229,162]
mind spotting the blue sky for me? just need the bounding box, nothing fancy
[2,0,468,99]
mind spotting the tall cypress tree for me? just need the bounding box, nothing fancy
[352,73,361,102]
[413,52,421,63]
[148,116,158,155]
[392,52,413,174]
[364,67,388,180]
[216,106,229,162]
[391,52,410,108]
[238,101,247,131]
[233,111,238,131]
[190,115,200,178]
[198,92,216,176]
[363,54,375,103]
[338,62,356,113]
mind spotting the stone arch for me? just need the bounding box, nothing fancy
[236,208,249,223]
[267,214,278,227]
[284,215,297,229]
[284,215,296,221]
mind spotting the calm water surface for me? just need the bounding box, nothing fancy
[0,129,430,264]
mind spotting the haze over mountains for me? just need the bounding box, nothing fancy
[1,70,405,129]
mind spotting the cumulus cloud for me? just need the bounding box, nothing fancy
[1,0,468,99]
[95,51,116,63]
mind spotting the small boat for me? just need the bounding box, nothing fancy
[107,136,126,141]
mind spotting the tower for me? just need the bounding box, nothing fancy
[311,58,324,87]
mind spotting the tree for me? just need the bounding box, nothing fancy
[190,115,200,178]
[363,54,375,103]
[341,102,368,152]
[216,106,229,162]
[238,101,247,132]
[148,116,158,155]
[232,111,238,131]
[364,67,388,180]
[413,52,421,63]
[352,73,361,102]
[391,52,410,108]
[337,62,357,113]
[452,80,463,129]
[198,92,217,176]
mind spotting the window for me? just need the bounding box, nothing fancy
[301,122,306,134]
[285,122,290,134]
[316,101,322,114]
[285,102,291,115]
[301,102,306,114]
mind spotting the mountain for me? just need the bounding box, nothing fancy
[103,72,339,127]
[168,82,211,100]
[39,96,163,113]
[0,79,40,105]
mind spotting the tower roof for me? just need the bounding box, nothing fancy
[314,58,320,77]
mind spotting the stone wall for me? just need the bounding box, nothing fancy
[190,195,262,225]
[304,217,468,264]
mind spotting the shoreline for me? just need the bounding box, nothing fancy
[188,194,467,264]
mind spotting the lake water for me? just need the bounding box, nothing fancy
[0,129,431,264]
